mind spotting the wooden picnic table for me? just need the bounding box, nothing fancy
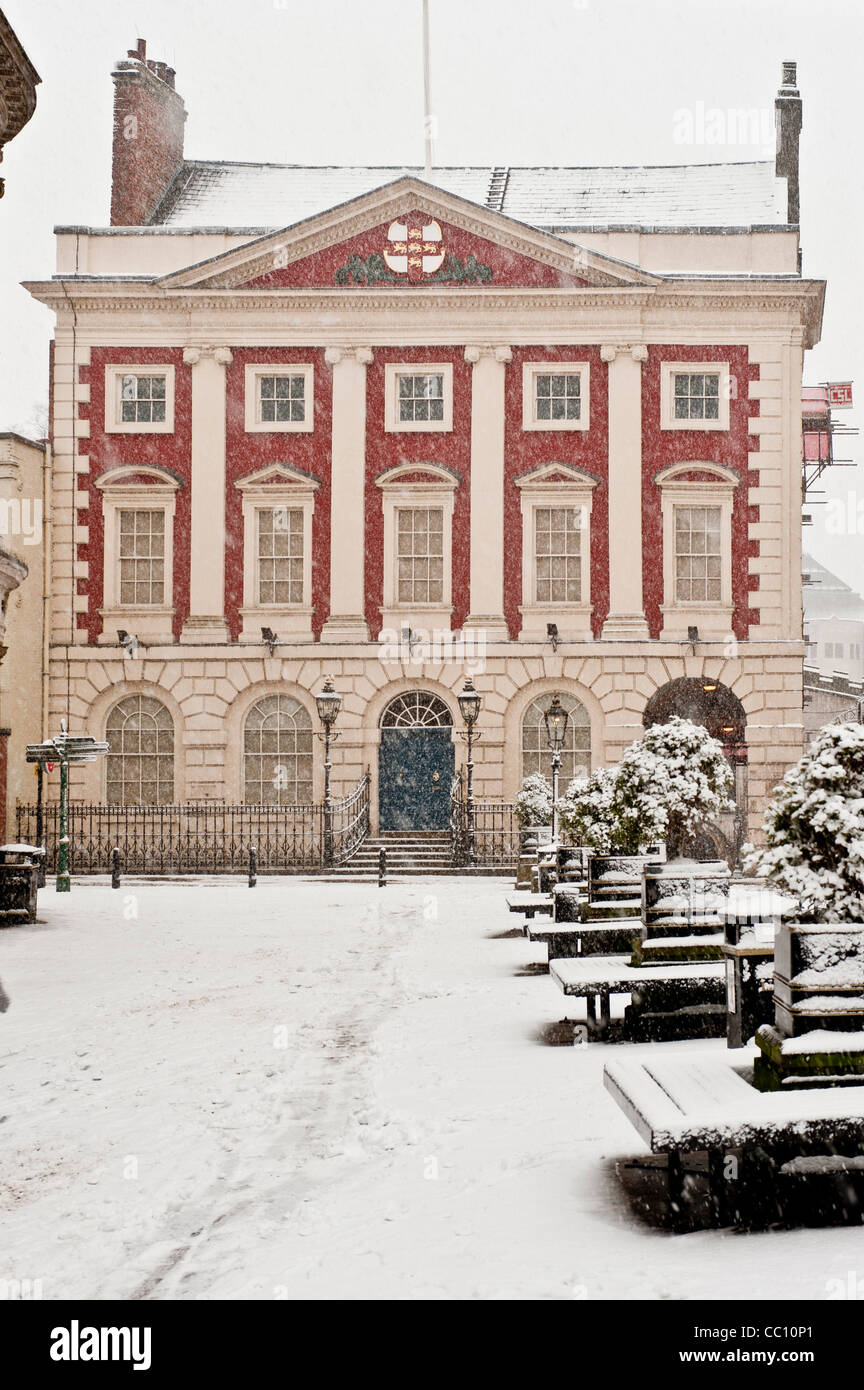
[604,1053,864,1228]
[550,956,725,1036]
[506,891,553,919]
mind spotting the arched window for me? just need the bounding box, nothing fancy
[380,691,453,727]
[106,695,174,805]
[243,695,313,804]
[521,693,591,785]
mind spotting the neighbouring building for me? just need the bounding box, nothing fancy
[0,6,39,200]
[802,553,864,734]
[23,44,824,861]
[803,553,864,682]
[0,434,45,838]
[0,11,41,839]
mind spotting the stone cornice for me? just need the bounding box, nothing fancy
[25,279,825,347]
[0,11,40,146]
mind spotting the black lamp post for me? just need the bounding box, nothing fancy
[315,677,342,866]
[457,676,482,867]
[543,693,570,844]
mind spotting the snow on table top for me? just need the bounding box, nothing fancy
[793,963,864,988]
[642,933,724,948]
[790,995,864,1013]
[551,956,724,992]
[724,885,795,917]
[604,1053,864,1151]
[778,1028,864,1054]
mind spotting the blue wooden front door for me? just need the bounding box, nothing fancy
[379,728,454,831]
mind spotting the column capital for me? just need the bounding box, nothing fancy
[601,343,647,364]
[325,346,374,366]
[183,345,233,367]
[464,344,512,365]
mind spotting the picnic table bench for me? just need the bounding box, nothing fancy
[0,843,43,923]
[550,956,725,1037]
[604,1054,864,1228]
[506,891,553,919]
[524,920,638,961]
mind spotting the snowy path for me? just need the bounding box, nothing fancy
[0,878,858,1301]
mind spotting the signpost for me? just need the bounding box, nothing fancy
[26,722,109,892]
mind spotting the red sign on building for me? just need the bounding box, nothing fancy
[827,382,853,409]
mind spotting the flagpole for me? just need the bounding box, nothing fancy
[422,0,433,180]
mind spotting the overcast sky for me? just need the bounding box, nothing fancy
[1,0,862,589]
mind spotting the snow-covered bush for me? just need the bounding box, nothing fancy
[514,772,554,827]
[557,768,619,852]
[746,723,864,921]
[611,716,734,857]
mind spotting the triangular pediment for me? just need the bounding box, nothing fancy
[234,463,321,491]
[514,462,601,489]
[158,177,661,292]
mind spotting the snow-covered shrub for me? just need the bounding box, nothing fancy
[611,716,734,857]
[557,768,619,852]
[746,723,864,921]
[514,771,554,827]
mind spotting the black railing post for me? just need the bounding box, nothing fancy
[378,848,387,887]
[248,843,257,887]
[110,845,121,889]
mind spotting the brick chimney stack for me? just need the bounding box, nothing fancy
[775,60,802,226]
[110,38,186,225]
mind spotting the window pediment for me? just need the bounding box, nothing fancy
[375,462,461,491]
[94,465,182,492]
[514,462,600,491]
[654,461,740,489]
[234,463,321,494]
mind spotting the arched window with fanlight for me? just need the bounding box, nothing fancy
[106,695,175,805]
[243,694,313,804]
[521,693,591,786]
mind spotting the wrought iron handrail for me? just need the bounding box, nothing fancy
[329,771,371,865]
[449,771,467,866]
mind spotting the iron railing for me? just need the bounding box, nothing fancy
[16,773,371,876]
[450,778,519,868]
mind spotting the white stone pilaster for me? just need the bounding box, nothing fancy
[464,344,511,637]
[321,346,372,641]
[600,343,650,640]
[181,345,232,643]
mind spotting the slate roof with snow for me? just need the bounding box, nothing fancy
[149,159,789,232]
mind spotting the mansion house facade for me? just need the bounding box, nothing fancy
[25,46,822,847]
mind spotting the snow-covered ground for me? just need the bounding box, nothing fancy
[0,877,859,1301]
